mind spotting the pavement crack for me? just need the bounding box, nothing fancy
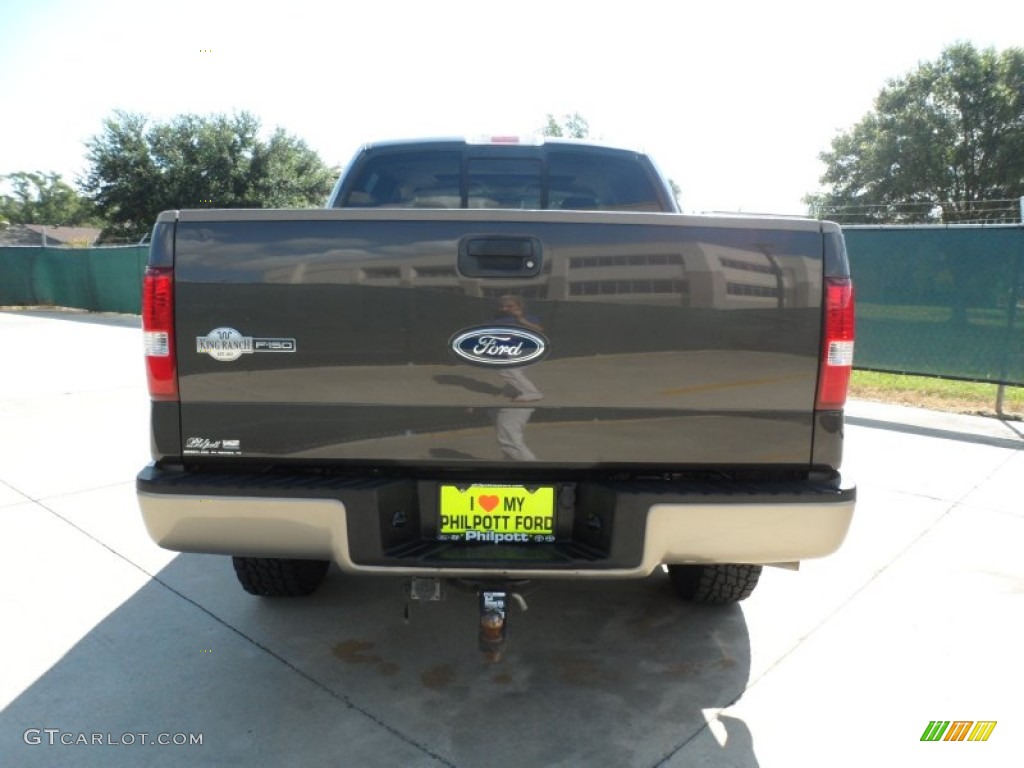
[0,478,32,506]
[29,479,136,504]
[33,499,456,768]
[649,687,748,767]
[653,449,1020,765]
[141,579,457,767]
[740,448,1020,696]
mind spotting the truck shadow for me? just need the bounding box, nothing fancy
[1,556,759,767]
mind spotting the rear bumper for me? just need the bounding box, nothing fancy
[137,465,855,579]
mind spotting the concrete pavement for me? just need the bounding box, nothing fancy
[0,309,1021,767]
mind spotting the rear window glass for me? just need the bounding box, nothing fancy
[342,151,461,208]
[467,157,542,209]
[340,147,664,211]
[547,151,661,211]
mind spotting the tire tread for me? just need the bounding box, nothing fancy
[668,563,762,604]
[231,557,329,597]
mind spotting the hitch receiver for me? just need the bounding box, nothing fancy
[479,590,509,662]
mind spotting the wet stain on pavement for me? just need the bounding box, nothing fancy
[332,640,383,665]
[332,640,402,677]
[421,664,456,690]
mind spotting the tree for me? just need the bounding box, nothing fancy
[541,112,591,139]
[83,111,336,239]
[806,43,1024,223]
[0,171,97,226]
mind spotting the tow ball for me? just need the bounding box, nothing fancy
[478,590,509,662]
[405,578,529,662]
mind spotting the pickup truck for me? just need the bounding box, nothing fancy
[137,137,855,654]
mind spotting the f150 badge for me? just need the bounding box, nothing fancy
[449,326,548,367]
[197,327,296,361]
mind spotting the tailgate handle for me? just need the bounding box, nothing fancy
[459,236,543,278]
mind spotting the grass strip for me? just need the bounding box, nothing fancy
[850,370,1023,420]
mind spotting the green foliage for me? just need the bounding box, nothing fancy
[0,171,98,226]
[541,112,591,139]
[807,43,1024,223]
[83,111,336,240]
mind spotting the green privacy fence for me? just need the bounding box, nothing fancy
[0,246,148,314]
[845,225,1024,386]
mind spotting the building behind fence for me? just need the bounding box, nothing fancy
[1,226,1022,386]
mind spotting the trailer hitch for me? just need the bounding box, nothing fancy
[404,578,529,662]
[479,590,508,661]
[478,586,529,662]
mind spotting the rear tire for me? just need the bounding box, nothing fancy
[667,564,762,604]
[231,557,330,597]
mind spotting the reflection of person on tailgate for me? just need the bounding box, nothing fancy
[492,294,542,461]
[494,295,543,402]
[494,407,536,461]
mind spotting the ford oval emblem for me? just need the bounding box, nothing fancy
[449,326,549,367]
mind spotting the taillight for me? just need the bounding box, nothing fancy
[142,266,178,400]
[816,277,855,410]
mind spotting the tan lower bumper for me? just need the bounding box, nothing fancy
[137,491,855,579]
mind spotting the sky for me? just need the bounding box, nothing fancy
[1,0,1022,215]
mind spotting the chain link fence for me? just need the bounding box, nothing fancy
[0,245,148,314]
[845,225,1024,386]
[813,198,1023,226]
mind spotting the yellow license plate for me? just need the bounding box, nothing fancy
[439,485,555,543]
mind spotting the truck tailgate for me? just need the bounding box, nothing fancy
[172,209,825,468]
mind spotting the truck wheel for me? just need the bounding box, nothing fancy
[231,557,330,597]
[667,564,762,604]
